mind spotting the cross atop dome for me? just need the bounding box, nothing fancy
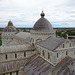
[40,10,45,18]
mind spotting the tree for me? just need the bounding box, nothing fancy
[56,31,61,36]
[61,33,67,38]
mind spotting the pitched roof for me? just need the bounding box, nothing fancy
[37,37,65,51]
[0,54,39,74]
[71,39,75,43]
[0,59,28,74]
[0,45,35,53]
[15,32,30,43]
[24,56,54,75]
[53,56,73,75]
[15,32,30,39]
[6,40,20,46]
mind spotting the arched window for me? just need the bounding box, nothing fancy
[48,52,50,59]
[16,71,18,75]
[6,54,7,60]
[32,43,34,46]
[33,39,34,42]
[15,54,17,58]
[69,43,71,47]
[24,52,26,57]
[31,38,34,43]
[66,51,68,55]
[43,50,45,56]
[57,53,58,58]
[63,44,64,48]
[74,51,75,54]
[10,72,12,75]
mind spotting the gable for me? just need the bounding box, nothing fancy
[55,39,73,50]
[37,37,65,51]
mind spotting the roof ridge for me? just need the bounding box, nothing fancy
[25,53,40,66]
[55,56,71,67]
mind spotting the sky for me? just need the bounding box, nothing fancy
[0,0,75,28]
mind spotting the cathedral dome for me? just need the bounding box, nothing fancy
[8,20,13,26]
[3,21,17,32]
[33,11,54,32]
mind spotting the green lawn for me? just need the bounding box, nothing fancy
[0,40,2,46]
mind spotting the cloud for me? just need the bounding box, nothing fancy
[0,0,75,28]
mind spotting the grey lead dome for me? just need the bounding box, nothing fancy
[33,11,54,32]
